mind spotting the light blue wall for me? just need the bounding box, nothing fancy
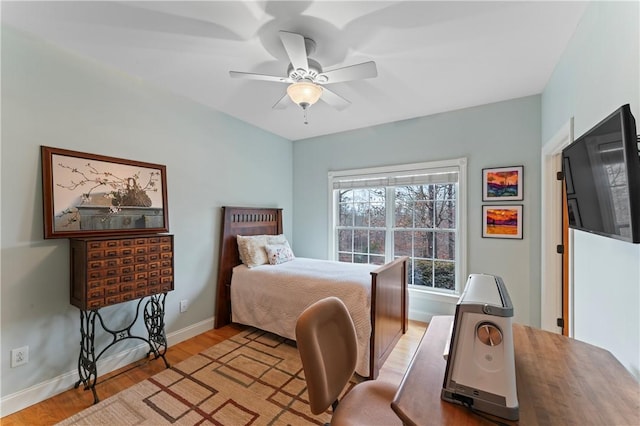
[1,26,292,400]
[542,1,639,378]
[292,96,542,327]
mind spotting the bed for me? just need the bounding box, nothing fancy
[214,206,408,379]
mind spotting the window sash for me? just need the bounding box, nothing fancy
[329,158,467,294]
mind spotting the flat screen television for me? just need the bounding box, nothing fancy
[562,104,640,243]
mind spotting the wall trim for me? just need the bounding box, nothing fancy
[0,316,214,417]
[540,118,574,333]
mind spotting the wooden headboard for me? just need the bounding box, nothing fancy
[214,206,283,328]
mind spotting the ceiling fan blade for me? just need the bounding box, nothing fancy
[320,87,351,111]
[229,71,291,83]
[279,30,309,72]
[272,93,291,110]
[318,61,378,84]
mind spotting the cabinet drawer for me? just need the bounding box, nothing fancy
[88,250,104,260]
[87,299,105,309]
[88,260,104,269]
[120,282,134,293]
[119,265,135,275]
[134,246,148,255]
[104,277,119,286]
[104,248,120,258]
[88,259,121,269]
[87,288,104,300]
[120,247,135,257]
[105,294,122,305]
[105,284,120,296]
[88,280,103,289]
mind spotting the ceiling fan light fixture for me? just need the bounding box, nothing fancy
[286,81,323,108]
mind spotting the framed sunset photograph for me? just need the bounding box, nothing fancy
[482,205,523,239]
[482,165,523,201]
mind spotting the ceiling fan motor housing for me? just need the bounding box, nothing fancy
[287,58,325,83]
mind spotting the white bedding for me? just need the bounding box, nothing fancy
[230,257,376,377]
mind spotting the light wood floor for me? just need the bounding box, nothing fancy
[2,321,427,425]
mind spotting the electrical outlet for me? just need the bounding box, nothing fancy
[180,299,188,313]
[11,346,29,368]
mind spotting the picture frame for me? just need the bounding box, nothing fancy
[41,146,169,239]
[482,165,524,201]
[482,205,523,239]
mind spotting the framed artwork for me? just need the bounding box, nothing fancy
[482,165,524,201]
[41,146,169,239]
[482,205,523,239]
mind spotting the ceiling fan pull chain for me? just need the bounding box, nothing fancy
[304,107,309,125]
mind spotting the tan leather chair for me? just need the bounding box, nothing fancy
[295,296,402,425]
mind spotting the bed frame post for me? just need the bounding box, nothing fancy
[214,206,283,329]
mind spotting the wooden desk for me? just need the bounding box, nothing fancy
[392,316,639,425]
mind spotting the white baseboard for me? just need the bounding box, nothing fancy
[0,316,214,417]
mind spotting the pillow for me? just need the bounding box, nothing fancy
[237,234,290,268]
[265,242,295,265]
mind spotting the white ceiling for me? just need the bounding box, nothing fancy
[2,1,588,141]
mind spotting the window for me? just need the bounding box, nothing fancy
[329,159,466,294]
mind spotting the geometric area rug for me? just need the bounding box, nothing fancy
[56,327,360,425]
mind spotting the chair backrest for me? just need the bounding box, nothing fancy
[295,297,359,415]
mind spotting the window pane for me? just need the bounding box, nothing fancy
[338,229,353,252]
[434,231,455,260]
[370,202,386,227]
[435,184,456,200]
[395,201,413,227]
[338,252,352,262]
[354,229,368,253]
[370,230,385,255]
[339,189,353,203]
[370,255,385,265]
[435,200,455,229]
[394,230,412,256]
[369,188,385,203]
[354,254,368,264]
[353,189,369,202]
[434,261,455,290]
[395,186,412,201]
[354,202,368,226]
[414,200,434,228]
[339,203,354,226]
[413,259,433,286]
[413,231,433,259]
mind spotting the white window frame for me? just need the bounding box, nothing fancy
[328,158,467,295]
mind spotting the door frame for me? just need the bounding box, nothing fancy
[540,118,574,334]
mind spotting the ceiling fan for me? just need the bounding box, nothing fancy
[230,30,377,123]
